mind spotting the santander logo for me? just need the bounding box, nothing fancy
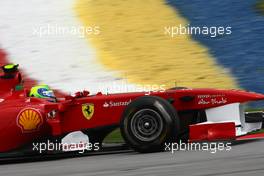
[103,99,132,108]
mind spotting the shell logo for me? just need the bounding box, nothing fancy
[17,108,43,133]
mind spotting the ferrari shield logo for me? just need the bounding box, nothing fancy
[82,103,94,120]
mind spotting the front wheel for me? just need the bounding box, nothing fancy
[120,96,180,153]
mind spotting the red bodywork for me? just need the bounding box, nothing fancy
[1,68,264,153]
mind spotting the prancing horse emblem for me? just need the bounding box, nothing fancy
[82,103,94,120]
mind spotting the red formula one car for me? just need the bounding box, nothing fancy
[1,64,264,156]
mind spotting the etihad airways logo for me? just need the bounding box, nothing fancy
[103,99,132,108]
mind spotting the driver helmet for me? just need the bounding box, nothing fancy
[29,85,55,99]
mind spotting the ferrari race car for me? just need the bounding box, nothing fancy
[1,64,264,157]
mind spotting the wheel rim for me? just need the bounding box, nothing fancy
[130,108,163,142]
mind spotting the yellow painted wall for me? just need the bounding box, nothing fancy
[75,0,238,89]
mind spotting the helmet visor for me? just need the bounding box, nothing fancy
[37,88,55,98]
[42,90,55,98]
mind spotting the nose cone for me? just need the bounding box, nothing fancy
[229,89,264,101]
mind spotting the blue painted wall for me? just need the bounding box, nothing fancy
[167,0,264,107]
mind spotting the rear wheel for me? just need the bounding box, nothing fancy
[120,96,180,153]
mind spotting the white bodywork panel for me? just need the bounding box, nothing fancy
[206,103,241,125]
[61,131,89,152]
[205,103,262,136]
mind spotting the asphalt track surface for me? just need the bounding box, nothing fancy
[0,140,264,176]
